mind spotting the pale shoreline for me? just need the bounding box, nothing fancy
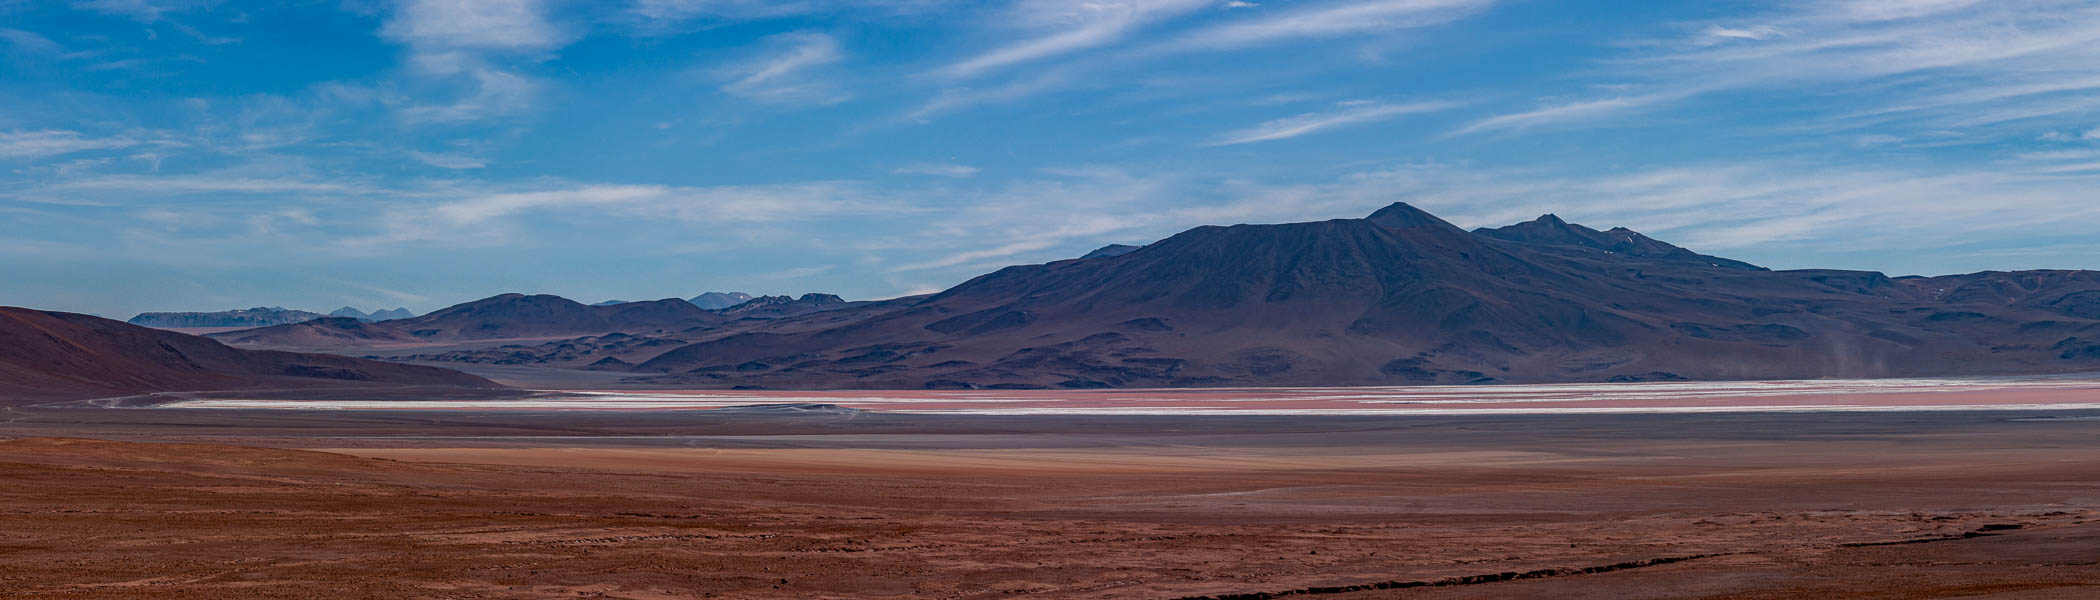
[150,375,2100,415]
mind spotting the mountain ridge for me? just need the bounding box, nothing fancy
[617,203,2100,388]
[0,307,499,403]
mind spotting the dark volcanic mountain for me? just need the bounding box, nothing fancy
[624,203,2100,389]
[688,292,755,310]
[0,307,497,403]
[128,306,328,328]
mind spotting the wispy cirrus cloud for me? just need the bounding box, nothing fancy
[892,162,981,177]
[1210,100,1457,145]
[0,28,63,53]
[407,150,488,170]
[1459,0,2100,140]
[345,180,910,251]
[1161,0,1495,52]
[0,130,147,159]
[1453,92,1689,135]
[718,32,850,106]
[933,0,1214,80]
[908,0,1497,122]
[630,0,953,24]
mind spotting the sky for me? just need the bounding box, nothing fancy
[5,0,2100,318]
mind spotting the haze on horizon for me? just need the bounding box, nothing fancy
[5,0,2100,317]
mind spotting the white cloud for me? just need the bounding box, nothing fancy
[1462,0,2100,139]
[0,130,141,159]
[1164,0,1495,51]
[71,0,174,23]
[346,180,907,249]
[933,0,1214,80]
[2085,127,2100,140]
[903,0,1496,120]
[42,175,363,195]
[408,150,488,169]
[379,0,566,123]
[718,33,849,106]
[892,162,981,177]
[381,0,564,53]
[905,67,1077,121]
[1697,24,1782,44]
[1453,93,1685,135]
[631,0,951,23]
[0,28,62,53]
[1210,100,1457,145]
[761,265,836,280]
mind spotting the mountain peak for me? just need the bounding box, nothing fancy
[688,291,755,310]
[1364,202,1459,231]
[1476,216,1764,271]
[1081,244,1142,259]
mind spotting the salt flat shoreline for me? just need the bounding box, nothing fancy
[136,375,2100,415]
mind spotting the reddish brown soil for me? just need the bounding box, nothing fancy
[5,409,2100,599]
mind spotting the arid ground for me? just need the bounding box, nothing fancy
[5,395,2100,599]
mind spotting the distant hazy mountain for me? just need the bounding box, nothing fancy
[590,300,630,307]
[368,308,415,320]
[328,306,419,322]
[215,295,728,345]
[1,307,496,403]
[719,293,852,318]
[128,307,327,328]
[687,292,754,310]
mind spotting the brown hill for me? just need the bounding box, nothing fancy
[624,203,2100,389]
[0,308,499,403]
[210,317,425,346]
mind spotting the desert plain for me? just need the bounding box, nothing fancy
[6,380,2100,599]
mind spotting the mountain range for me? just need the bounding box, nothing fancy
[128,306,415,328]
[391,203,2100,389]
[172,203,2100,389]
[330,306,417,321]
[0,307,497,403]
[127,306,331,329]
[209,292,865,347]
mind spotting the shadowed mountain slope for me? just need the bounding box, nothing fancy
[1477,214,1764,271]
[0,308,498,403]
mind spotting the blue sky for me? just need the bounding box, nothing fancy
[5,0,2100,317]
